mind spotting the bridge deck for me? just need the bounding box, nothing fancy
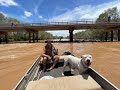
[0,21,120,32]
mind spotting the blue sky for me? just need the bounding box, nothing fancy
[0,0,120,36]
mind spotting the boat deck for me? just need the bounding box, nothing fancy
[13,57,119,90]
[26,62,102,90]
[26,75,102,90]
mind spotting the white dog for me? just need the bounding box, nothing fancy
[60,54,92,76]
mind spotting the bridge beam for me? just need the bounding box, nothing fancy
[105,32,108,41]
[69,27,74,42]
[5,33,8,43]
[111,31,113,41]
[33,33,35,43]
[118,30,120,41]
[0,35,1,43]
[27,29,38,43]
[36,32,39,42]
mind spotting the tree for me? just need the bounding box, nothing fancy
[0,13,5,23]
[6,17,20,23]
[96,7,120,41]
[73,7,120,41]
[38,31,54,40]
[97,7,120,22]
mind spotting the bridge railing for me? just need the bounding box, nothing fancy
[0,20,120,27]
[30,20,96,26]
[0,20,96,27]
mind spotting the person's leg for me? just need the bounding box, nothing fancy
[42,57,47,71]
[49,55,60,70]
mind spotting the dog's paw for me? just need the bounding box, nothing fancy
[62,73,64,76]
[71,69,74,72]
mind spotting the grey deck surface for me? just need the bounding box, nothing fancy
[40,66,79,78]
[40,60,80,78]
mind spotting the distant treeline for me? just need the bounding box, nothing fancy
[0,7,120,42]
[0,13,63,42]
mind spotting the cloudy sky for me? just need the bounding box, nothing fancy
[0,0,120,36]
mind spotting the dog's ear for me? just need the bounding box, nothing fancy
[81,55,83,58]
[81,55,85,58]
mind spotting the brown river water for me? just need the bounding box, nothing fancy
[0,42,120,90]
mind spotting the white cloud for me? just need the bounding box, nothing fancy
[48,0,120,36]
[33,0,43,15]
[49,0,120,21]
[0,0,19,7]
[24,11,33,17]
[38,15,43,19]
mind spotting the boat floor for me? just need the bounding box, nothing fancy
[26,62,103,90]
[40,66,79,78]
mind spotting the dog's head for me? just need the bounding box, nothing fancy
[81,54,92,68]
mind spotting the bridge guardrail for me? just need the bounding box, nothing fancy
[0,20,96,27]
[0,21,120,28]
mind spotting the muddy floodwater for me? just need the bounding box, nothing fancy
[0,42,120,90]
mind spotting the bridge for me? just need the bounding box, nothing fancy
[0,21,120,43]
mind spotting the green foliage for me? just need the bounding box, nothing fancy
[38,31,53,40]
[38,31,63,40]
[0,13,5,23]
[6,17,20,23]
[97,7,120,22]
[0,13,62,42]
[0,13,20,24]
[74,7,120,41]
[0,13,22,42]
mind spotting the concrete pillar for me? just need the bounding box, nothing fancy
[105,32,108,41]
[111,31,113,41]
[33,33,35,43]
[5,33,8,43]
[118,30,120,41]
[69,27,74,42]
[29,32,31,43]
[0,35,1,43]
[36,32,39,42]
[24,33,27,41]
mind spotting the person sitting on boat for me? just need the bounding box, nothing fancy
[41,40,59,71]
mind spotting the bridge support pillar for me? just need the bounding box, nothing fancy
[118,30,120,41]
[111,31,113,41]
[69,27,74,42]
[33,33,35,43]
[0,35,1,43]
[29,32,31,43]
[105,32,108,41]
[36,32,39,42]
[5,33,8,43]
